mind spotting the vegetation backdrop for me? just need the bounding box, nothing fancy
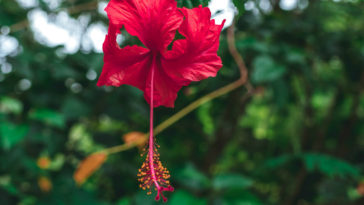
[0,0,364,204]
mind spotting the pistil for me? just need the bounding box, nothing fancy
[137,59,174,202]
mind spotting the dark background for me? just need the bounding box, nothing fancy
[0,0,364,204]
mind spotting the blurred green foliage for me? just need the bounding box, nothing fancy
[1,0,364,204]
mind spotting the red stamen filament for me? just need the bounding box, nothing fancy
[137,58,173,202]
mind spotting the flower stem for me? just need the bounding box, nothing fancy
[102,79,252,156]
[154,78,248,136]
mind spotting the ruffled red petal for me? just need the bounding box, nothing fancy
[97,25,150,90]
[162,6,225,84]
[105,0,183,51]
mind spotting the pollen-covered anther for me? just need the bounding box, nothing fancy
[137,148,173,202]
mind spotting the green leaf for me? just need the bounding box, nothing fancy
[175,164,210,190]
[116,198,131,205]
[0,122,29,150]
[251,56,286,83]
[179,0,211,8]
[197,102,215,136]
[48,154,65,171]
[261,154,295,170]
[186,0,193,8]
[348,187,362,201]
[197,0,211,7]
[61,97,90,120]
[0,97,23,115]
[213,173,253,190]
[169,190,207,205]
[301,153,360,178]
[222,190,263,205]
[19,197,37,205]
[68,124,103,153]
[232,0,246,18]
[134,190,158,205]
[1,184,19,196]
[29,109,65,128]
[52,64,79,79]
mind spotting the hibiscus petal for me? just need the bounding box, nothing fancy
[97,25,150,90]
[105,0,183,51]
[162,6,225,84]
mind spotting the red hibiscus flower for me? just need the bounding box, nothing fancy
[97,0,225,202]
